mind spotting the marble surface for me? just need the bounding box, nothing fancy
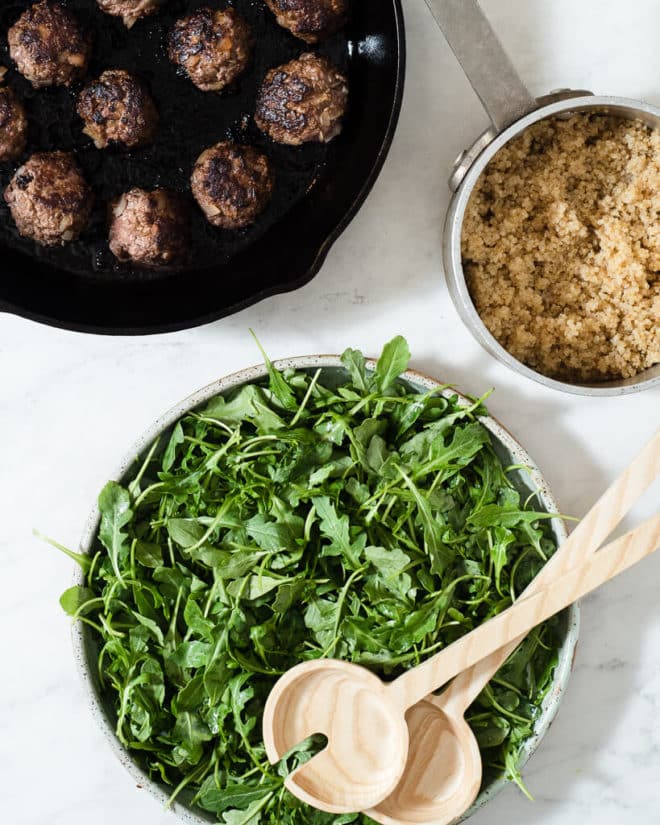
[1,1,659,823]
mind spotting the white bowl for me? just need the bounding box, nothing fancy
[72,357,580,823]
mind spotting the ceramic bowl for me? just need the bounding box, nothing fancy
[71,357,580,823]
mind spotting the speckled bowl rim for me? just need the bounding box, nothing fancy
[71,356,580,823]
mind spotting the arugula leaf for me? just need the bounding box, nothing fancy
[199,780,277,814]
[98,481,133,584]
[245,514,295,552]
[313,496,365,569]
[250,330,298,411]
[340,348,369,393]
[173,711,213,765]
[134,540,164,568]
[163,422,184,472]
[371,335,411,392]
[168,519,207,548]
[59,585,96,616]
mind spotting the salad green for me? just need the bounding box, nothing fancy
[57,336,564,824]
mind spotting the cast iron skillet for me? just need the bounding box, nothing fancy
[0,0,405,335]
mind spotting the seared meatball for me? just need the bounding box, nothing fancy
[8,1,92,88]
[168,7,254,92]
[191,142,274,230]
[255,53,348,145]
[4,152,93,246]
[0,86,28,162]
[264,0,348,43]
[78,70,159,150]
[97,0,167,29]
[109,189,189,267]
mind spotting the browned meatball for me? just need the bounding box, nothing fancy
[264,0,348,43]
[8,1,92,88]
[97,0,167,29]
[255,53,348,145]
[109,189,189,267]
[0,86,28,162]
[4,152,93,246]
[77,70,159,150]
[168,7,254,92]
[191,142,274,230]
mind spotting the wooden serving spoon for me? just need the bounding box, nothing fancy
[367,429,660,824]
[263,513,660,814]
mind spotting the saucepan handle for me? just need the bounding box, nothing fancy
[424,0,538,131]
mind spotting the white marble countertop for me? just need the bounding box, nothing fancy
[1,1,659,823]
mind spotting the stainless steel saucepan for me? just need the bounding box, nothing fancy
[428,0,660,396]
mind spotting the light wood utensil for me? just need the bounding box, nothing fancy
[367,429,660,824]
[263,512,660,814]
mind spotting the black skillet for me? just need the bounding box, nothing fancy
[0,0,405,334]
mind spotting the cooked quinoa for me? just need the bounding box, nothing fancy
[462,114,659,382]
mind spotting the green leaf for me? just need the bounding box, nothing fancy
[167,519,206,548]
[98,481,133,584]
[169,640,211,668]
[305,598,340,649]
[365,434,390,473]
[250,330,298,411]
[411,422,491,479]
[468,506,557,529]
[245,513,294,552]
[183,597,215,641]
[340,347,370,393]
[372,335,411,392]
[272,579,306,613]
[132,611,165,646]
[364,545,410,578]
[134,540,164,568]
[34,531,91,574]
[226,575,288,601]
[199,780,276,814]
[172,711,213,765]
[163,422,184,472]
[203,385,286,431]
[398,469,455,576]
[175,674,206,712]
[221,799,266,825]
[203,632,231,704]
[59,585,95,616]
[313,496,365,569]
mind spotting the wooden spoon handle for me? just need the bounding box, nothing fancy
[389,515,660,710]
[441,428,660,710]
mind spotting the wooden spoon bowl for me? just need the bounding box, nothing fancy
[372,699,482,824]
[262,659,410,813]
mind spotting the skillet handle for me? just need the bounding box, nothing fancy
[424,0,537,131]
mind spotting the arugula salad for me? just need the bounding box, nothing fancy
[58,337,564,824]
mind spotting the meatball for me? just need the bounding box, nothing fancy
[191,142,274,230]
[264,0,348,43]
[8,1,92,88]
[168,7,254,92]
[255,53,348,145]
[4,152,93,246]
[77,70,159,150]
[96,0,166,29]
[0,86,28,162]
[109,189,189,267]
